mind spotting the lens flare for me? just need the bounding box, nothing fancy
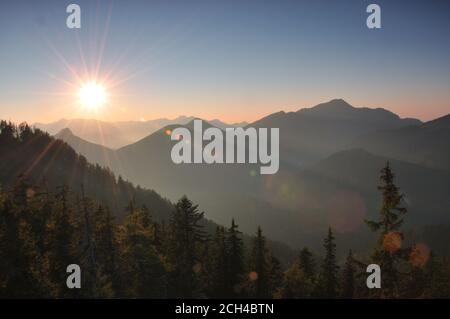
[383,231,403,254]
[248,271,258,281]
[409,243,430,267]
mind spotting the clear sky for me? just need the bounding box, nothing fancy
[1,0,450,123]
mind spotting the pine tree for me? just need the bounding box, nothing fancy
[298,247,316,281]
[317,227,339,298]
[365,162,408,298]
[225,218,244,297]
[92,205,118,297]
[46,185,77,298]
[118,204,166,298]
[167,196,207,298]
[278,246,317,298]
[0,189,31,297]
[268,253,283,297]
[77,187,98,297]
[279,258,314,298]
[152,221,163,252]
[341,250,355,298]
[11,178,45,297]
[208,226,228,297]
[247,226,270,298]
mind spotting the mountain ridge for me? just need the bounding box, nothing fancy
[35,116,248,149]
[36,100,450,253]
[353,112,450,171]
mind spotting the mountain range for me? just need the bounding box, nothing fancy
[353,114,450,171]
[42,99,450,255]
[0,121,295,265]
[36,116,248,149]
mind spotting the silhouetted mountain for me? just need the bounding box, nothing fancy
[309,148,450,226]
[110,127,450,254]
[354,114,450,171]
[36,116,247,149]
[112,116,195,145]
[251,99,422,167]
[209,119,248,129]
[298,99,420,125]
[35,118,130,149]
[0,121,296,264]
[0,122,172,221]
[115,124,450,253]
[55,128,121,168]
[115,120,257,201]
[50,100,450,256]
[253,148,450,252]
[109,120,296,247]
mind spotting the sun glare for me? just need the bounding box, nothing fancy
[78,81,107,111]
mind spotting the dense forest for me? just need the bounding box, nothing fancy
[1,121,450,298]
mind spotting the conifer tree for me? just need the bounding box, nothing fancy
[208,226,228,297]
[248,226,270,298]
[299,247,316,281]
[46,185,77,297]
[279,258,314,298]
[11,178,45,297]
[277,247,317,298]
[317,227,339,298]
[0,190,30,297]
[167,196,207,298]
[225,218,244,297]
[152,221,163,252]
[118,204,166,298]
[268,253,283,297]
[341,250,355,298]
[92,205,118,297]
[77,188,98,296]
[365,162,408,298]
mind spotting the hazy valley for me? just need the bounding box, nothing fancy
[42,99,450,256]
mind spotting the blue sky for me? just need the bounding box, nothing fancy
[0,0,449,123]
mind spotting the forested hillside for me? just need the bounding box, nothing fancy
[1,120,450,298]
[0,121,172,221]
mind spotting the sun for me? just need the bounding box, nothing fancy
[78,81,107,111]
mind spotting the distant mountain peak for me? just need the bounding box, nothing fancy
[295,99,422,126]
[173,115,195,122]
[298,99,354,114]
[185,118,216,130]
[208,119,248,129]
[324,98,353,107]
